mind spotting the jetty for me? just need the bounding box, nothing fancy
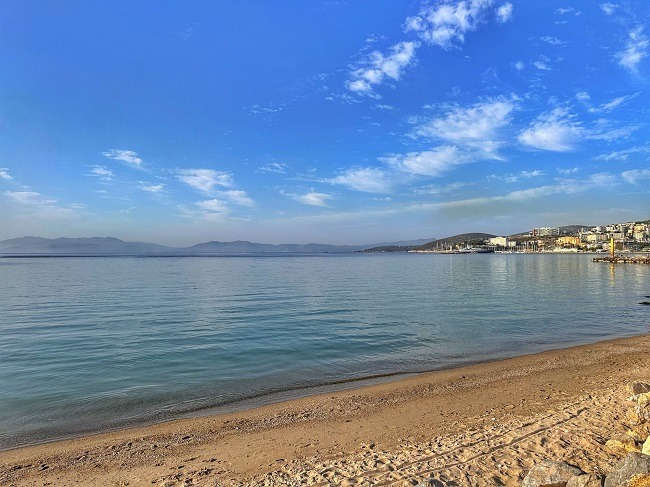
[592,255,650,264]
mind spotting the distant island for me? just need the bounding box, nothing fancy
[1,218,648,256]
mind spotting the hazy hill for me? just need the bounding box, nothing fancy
[181,240,365,253]
[0,237,172,254]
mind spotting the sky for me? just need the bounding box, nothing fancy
[1,1,649,246]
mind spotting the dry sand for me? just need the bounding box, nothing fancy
[2,334,650,486]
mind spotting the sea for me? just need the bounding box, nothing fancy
[1,253,648,449]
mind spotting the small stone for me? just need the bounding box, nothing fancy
[523,459,584,487]
[607,434,641,454]
[566,474,604,487]
[643,436,650,456]
[628,383,650,396]
[604,453,650,487]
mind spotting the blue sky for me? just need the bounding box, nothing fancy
[1,1,649,246]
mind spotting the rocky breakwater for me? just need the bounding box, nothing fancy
[521,382,650,487]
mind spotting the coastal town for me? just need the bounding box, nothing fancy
[412,220,650,254]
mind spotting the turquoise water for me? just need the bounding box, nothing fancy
[0,253,648,449]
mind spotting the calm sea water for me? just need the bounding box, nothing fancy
[1,253,648,449]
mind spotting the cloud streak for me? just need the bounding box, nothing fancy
[102,149,143,167]
[176,169,233,194]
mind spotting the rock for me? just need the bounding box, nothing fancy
[628,474,650,487]
[604,453,650,487]
[523,459,584,487]
[643,436,650,456]
[415,480,448,487]
[607,434,641,454]
[628,383,650,395]
[636,394,650,425]
[566,475,604,487]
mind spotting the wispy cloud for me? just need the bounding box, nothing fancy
[534,60,552,71]
[414,97,517,159]
[595,145,650,161]
[258,162,288,174]
[540,36,565,46]
[617,26,649,72]
[588,93,639,112]
[217,189,254,207]
[88,165,114,181]
[5,191,78,217]
[139,183,165,194]
[488,170,544,183]
[496,2,513,23]
[284,191,334,207]
[600,3,619,16]
[195,199,229,214]
[405,0,495,50]
[555,7,581,16]
[347,41,418,95]
[102,149,143,167]
[518,107,583,152]
[176,168,233,193]
[381,145,468,177]
[0,168,13,180]
[621,168,650,184]
[325,167,393,193]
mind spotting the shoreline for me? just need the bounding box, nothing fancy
[2,332,639,453]
[2,333,650,485]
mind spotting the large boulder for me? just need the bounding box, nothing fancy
[522,459,583,487]
[604,453,650,487]
[637,394,650,424]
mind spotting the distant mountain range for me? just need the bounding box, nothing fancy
[0,236,437,255]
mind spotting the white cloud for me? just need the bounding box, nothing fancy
[600,3,619,15]
[414,97,516,159]
[520,170,544,178]
[412,181,467,195]
[496,2,513,23]
[558,167,580,175]
[176,169,233,193]
[555,7,580,16]
[217,190,254,207]
[534,61,552,71]
[617,26,649,72]
[195,199,229,213]
[287,191,334,207]
[621,168,650,184]
[588,93,638,112]
[89,165,114,181]
[374,104,396,110]
[540,36,565,46]
[4,191,78,218]
[595,145,650,161]
[326,167,393,193]
[514,61,525,71]
[518,107,583,152]
[6,191,56,206]
[488,170,544,183]
[259,162,288,174]
[575,91,590,102]
[0,168,12,180]
[347,41,418,94]
[382,145,468,177]
[140,183,165,194]
[102,149,143,167]
[405,0,494,50]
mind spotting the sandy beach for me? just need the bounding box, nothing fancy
[2,334,650,486]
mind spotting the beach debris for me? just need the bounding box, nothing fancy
[522,459,583,487]
[607,434,641,454]
[566,474,605,487]
[628,384,650,396]
[604,453,650,487]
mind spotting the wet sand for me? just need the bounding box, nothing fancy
[2,334,650,486]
